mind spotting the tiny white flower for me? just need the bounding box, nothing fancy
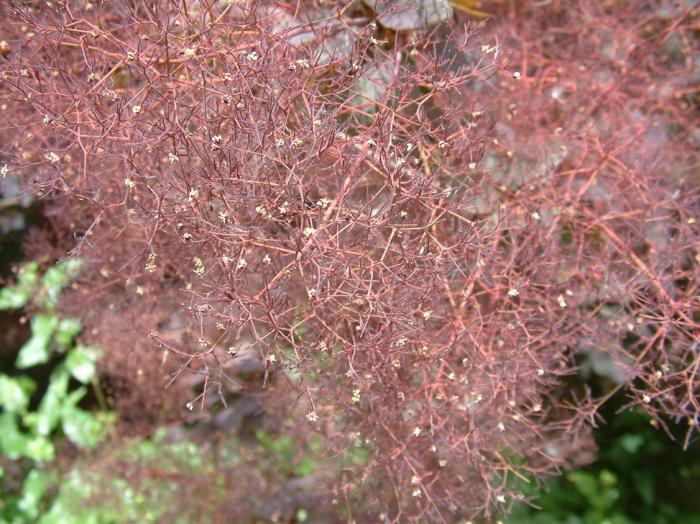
[642,394,651,404]
[422,310,432,320]
[46,152,60,164]
[124,177,135,188]
[497,422,505,432]
[537,368,545,376]
[266,354,277,364]
[557,294,567,308]
[507,288,519,297]
[246,51,258,61]
[183,46,197,58]
[412,427,421,437]
[512,71,521,79]
[531,211,541,220]
[218,211,229,222]
[410,475,420,485]
[144,252,157,272]
[317,198,332,209]
[126,50,136,61]
[132,105,141,114]
[188,188,199,201]
[438,140,448,149]
[497,494,506,503]
[307,288,317,299]
[193,257,205,276]
[275,138,285,147]
[303,227,316,237]
[186,401,194,411]
[0,164,8,178]
[306,410,318,422]
[352,389,361,403]
[168,152,178,163]
[468,162,477,170]
[236,258,247,270]
[262,254,272,265]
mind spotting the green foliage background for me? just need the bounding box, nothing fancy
[507,408,700,524]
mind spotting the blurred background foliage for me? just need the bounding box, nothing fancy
[506,403,700,524]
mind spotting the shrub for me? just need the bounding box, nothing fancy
[1,0,698,520]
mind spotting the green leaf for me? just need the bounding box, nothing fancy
[61,407,104,449]
[65,345,98,384]
[18,469,55,519]
[0,262,39,310]
[295,457,317,476]
[63,386,88,408]
[55,318,82,350]
[40,258,82,309]
[16,314,60,368]
[0,411,29,459]
[0,374,35,412]
[567,471,599,502]
[33,366,70,436]
[0,285,30,309]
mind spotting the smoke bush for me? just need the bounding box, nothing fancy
[1,0,698,520]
